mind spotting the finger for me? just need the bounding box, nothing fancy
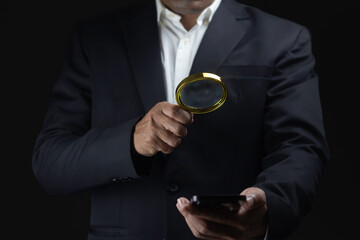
[190,112,194,124]
[220,202,240,211]
[239,187,267,213]
[156,113,188,138]
[238,203,267,227]
[177,201,216,239]
[176,197,191,218]
[237,188,268,234]
[151,134,175,154]
[240,195,255,213]
[187,204,241,228]
[153,121,182,148]
[176,199,223,240]
[161,103,192,125]
[188,204,266,240]
[187,215,243,240]
[184,216,221,240]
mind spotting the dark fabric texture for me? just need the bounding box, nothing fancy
[32,0,329,239]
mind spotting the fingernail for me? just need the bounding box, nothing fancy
[246,195,254,207]
[177,198,184,208]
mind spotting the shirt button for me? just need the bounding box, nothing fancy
[166,183,180,193]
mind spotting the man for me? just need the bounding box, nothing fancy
[32,0,329,239]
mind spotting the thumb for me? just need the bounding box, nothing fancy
[245,195,256,209]
[239,187,266,214]
[176,197,190,217]
[239,195,256,214]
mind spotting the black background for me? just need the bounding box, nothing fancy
[2,0,358,239]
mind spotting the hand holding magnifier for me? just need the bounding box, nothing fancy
[175,73,228,114]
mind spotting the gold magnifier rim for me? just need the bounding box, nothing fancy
[175,73,228,114]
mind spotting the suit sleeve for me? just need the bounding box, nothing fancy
[32,24,150,195]
[253,27,329,239]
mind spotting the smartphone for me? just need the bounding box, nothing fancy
[190,194,246,211]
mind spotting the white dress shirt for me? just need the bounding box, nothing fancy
[155,0,268,239]
[155,0,222,104]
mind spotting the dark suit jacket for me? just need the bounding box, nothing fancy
[32,0,329,239]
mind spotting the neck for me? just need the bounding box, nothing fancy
[180,13,202,31]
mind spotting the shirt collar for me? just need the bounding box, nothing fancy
[155,0,222,27]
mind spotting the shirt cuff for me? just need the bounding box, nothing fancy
[263,226,269,240]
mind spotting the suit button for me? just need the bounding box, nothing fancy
[167,183,179,193]
[112,177,133,183]
[121,177,132,183]
[112,178,120,182]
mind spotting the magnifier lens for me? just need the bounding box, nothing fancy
[176,73,227,114]
[181,79,223,109]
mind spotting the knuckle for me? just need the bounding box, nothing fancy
[144,135,154,144]
[174,124,182,132]
[177,126,187,138]
[180,110,191,122]
[187,117,193,125]
[164,106,178,118]
[171,137,181,147]
[193,230,202,238]
[168,109,177,119]
[156,101,166,108]
[198,223,209,235]
[162,145,174,154]
[147,112,156,122]
[184,114,192,123]
[236,223,246,232]
[174,123,187,137]
[198,219,212,234]
[167,141,176,148]
[149,124,157,133]
[171,124,179,133]
[173,124,184,135]
[182,127,188,137]
[207,215,216,223]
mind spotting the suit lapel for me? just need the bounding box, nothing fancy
[122,3,166,113]
[190,0,251,74]
[121,0,250,112]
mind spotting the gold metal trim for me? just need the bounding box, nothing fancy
[175,73,227,114]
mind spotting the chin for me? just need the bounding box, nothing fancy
[169,0,214,15]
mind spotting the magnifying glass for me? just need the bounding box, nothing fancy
[175,73,228,114]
